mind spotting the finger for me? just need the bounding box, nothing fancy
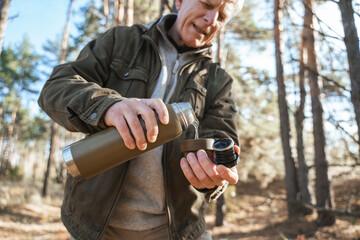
[123,111,147,151]
[187,152,216,188]
[234,145,240,154]
[137,105,158,143]
[216,165,239,185]
[180,157,203,189]
[196,150,222,183]
[114,116,135,150]
[143,98,169,125]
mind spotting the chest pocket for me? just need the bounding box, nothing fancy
[180,74,208,119]
[109,58,149,98]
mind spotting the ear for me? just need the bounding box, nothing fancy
[175,0,183,11]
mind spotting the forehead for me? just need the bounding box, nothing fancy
[205,0,237,15]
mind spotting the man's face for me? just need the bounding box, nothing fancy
[172,0,236,48]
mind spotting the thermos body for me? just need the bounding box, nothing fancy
[63,102,196,179]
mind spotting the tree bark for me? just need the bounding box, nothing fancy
[125,0,134,26]
[42,121,59,197]
[103,0,110,30]
[215,194,225,226]
[60,0,74,64]
[0,102,5,160]
[172,0,177,13]
[0,0,11,54]
[303,0,335,226]
[0,98,18,177]
[338,0,360,156]
[274,0,298,217]
[114,0,124,26]
[295,5,313,216]
[214,32,226,226]
[159,0,169,17]
[43,0,73,196]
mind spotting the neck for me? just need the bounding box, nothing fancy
[168,22,186,48]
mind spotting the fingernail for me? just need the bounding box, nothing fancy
[163,115,169,124]
[149,136,157,143]
[197,150,207,158]
[139,143,147,150]
[127,142,135,149]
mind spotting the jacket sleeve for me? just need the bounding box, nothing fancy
[38,27,125,134]
[200,69,239,145]
[198,70,239,201]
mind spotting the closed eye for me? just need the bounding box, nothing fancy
[200,0,212,9]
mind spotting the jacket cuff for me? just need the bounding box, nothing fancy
[195,186,217,193]
[67,94,124,133]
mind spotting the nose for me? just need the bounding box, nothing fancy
[204,9,218,26]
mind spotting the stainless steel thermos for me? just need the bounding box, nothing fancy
[62,102,196,179]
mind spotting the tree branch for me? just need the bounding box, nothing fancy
[8,14,19,20]
[291,57,350,92]
[302,202,360,218]
[327,115,360,145]
[271,196,360,218]
[301,0,344,40]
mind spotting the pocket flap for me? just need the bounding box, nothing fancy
[184,80,208,97]
[111,58,149,83]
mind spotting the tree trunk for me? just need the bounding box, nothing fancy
[338,0,360,156]
[159,0,168,17]
[172,0,177,13]
[0,102,5,159]
[303,0,335,226]
[114,0,124,26]
[0,0,11,54]
[103,0,110,30]
[43,0,73,196]
[8,124,18,166]
[295,5,313,216]
[60,0,74,64]
[214,32,226,226]
[274,0,298,217]
[42,121,59,197]
[215,194,225,226]
[125,0,134,26]
[0,98,18,177]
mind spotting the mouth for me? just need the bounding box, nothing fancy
[193,23,207,35]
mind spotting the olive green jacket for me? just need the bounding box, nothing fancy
[38,18,238,240]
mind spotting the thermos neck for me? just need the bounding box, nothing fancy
[63,146,80,177]
[171,102,196,130]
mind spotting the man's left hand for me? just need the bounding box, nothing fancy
[180,145,240,189]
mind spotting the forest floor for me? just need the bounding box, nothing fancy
[0,178,359,240]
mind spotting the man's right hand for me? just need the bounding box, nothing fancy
[104,98,169,150]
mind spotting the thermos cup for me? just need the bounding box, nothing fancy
[63,102,196,179]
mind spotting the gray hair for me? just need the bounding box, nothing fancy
[233,0,244,16]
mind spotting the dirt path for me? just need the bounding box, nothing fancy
[0,179,359,240]
[0,203,68,240]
